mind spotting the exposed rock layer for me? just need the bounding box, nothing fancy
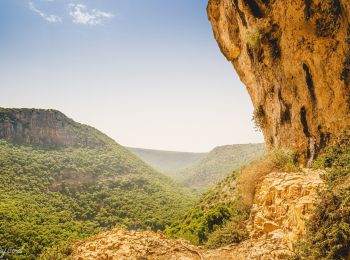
[207,0,350,162]
[70,170,324,259]
[0,108,106,147]
[71,229,204,260]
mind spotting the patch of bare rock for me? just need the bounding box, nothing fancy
[71,169,324,259]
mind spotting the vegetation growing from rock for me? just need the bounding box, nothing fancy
[166,148,298,248]
[295,131,350,259]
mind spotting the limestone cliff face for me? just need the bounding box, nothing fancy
[0,108,106,147]
[207,0,350,162]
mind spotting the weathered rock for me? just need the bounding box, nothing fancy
[207,0,350,162]
[70,229,204,260]
[0,108,107,147]
[205,169,324,259]
[248,169,324,246]
[70,170,324,259]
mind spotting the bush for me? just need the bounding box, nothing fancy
[206,220,249,249]
[252,106,265,131]
[39,243,73,260]
[295,131,350,259]
[166,204,237,245]
[245,27,262,48]
[237,149,298,206]
[295,188,350,260]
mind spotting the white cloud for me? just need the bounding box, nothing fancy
[29,2,62,23]
[68,4,114,25]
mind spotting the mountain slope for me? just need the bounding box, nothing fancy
[126,147,207,176]
[179,143,265,191]
[0,108,196,259]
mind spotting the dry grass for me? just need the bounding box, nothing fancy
[236,149,299,207]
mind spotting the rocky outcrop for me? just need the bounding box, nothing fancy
[0,108,107,147]
[248,169,324,244]
[205,169,324,259]
[71,229,204,260]
[207,0,350,162]
[70,169,324,259]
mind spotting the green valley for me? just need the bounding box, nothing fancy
[126,147,207,175]
[178,144,265,192]
[0,108,196,259]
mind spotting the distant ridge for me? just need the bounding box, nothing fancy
[126,147,207,173]
[179,143,265,191]
[127,144,265,191]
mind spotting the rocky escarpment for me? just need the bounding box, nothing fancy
[207,0,350,163]
[204,170,324,259]
[70,169,324,259]
[0,108,108,147]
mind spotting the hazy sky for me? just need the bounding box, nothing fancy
[0,0,263,152]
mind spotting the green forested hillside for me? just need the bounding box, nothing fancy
[126,147,207,177]
[178,144,265,191]
[166,171,248,247]
[0,110,196,259]
[167,149,298,248]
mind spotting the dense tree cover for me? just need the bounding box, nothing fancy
[166,171,249,247]
[295,131,350,259]
[0,140,195,259]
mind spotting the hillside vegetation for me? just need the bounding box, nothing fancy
[126,147,206,175]
[166,149,298,248]
[0,109,195,259]
[296,131,350,259]
[178,144,265,191]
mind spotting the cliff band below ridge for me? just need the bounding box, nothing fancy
[70,169,324,259]
[0,108,108,147]
[207,0,350,163]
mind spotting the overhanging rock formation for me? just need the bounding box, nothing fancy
[207,0,350,162]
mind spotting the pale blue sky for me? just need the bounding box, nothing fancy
[0,0,263,152]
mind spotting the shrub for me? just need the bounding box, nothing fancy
[39,243,73,260]
[166,204,236,245]
[245,27,262,48]
[252,105,265,131]
[237,149,299,206]
[295,188,350,260]
[206,220,249,249]
[295,130,350,259]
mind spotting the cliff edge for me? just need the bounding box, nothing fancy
[0,108,111,147]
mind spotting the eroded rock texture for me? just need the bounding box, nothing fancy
[0,108,106,147]
[205,170,324,259]
[207,0,350,162]
[71,229,204,260]
[70,170,324,259]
